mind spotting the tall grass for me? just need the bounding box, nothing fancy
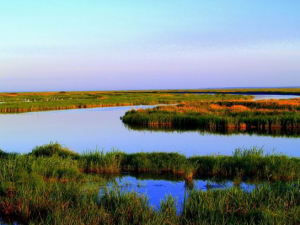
[30,142,80,159]
[0,91,250,113]
[80,150,124,173]
[181,181,300,224]
[1,143,300,224]
[122,99,300,135]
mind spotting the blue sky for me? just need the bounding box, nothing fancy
[0,0,300,91]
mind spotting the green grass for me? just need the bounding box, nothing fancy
[0,91,251,113]
[181,181,300,224]
[1,143,300,224]
[122,99,300,136]
[30,142,80,159]
[80,150,124,173]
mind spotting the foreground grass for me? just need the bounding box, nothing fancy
[0,91,251,113]
[1,143,300,224]
[122,99,300,135]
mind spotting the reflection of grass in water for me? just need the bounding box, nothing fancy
[124,123,300,138]
[137,181,146,188]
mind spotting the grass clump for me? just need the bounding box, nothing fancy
[30,142,80,159]
[80,150,124,173]
[122,152,192,175]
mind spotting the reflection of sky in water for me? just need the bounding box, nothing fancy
[101,175,256,212]
[253,95,300,100]
[0,96,299,156]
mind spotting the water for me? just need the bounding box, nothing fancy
[252,95,300,100]
[0,95,299,156]
[101,175,256,212]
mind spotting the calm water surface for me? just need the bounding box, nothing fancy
[101,175,256,211]
[0,95,299,156]
[252,95,300,100]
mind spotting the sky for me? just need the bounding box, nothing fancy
[0,0,300,92]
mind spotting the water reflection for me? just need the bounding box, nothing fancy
[100,174,257,212]
[124,123,300,138]
[0,105,300,157]
[253,95,300,100]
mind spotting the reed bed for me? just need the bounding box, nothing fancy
[122,99,300,134]
[181,181,300,224]
[1,143,300,224]
[0,91,250,113]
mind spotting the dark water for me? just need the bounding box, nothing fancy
[0,217,18,225]
[100,175,256,211]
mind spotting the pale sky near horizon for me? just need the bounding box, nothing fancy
[0,0,300,92]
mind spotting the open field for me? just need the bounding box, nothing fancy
[122,98,300,135]
[0,91,251,113]
[1,143,300,224]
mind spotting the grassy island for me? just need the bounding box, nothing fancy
[122,98,300,135]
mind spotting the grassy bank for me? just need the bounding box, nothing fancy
[3,143,300,180]
[1,143,300,224]
[0,91,251,113]
[122,99,300,134]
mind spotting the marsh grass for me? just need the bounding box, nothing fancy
[122,99,300,135]
[181,181,300,224]
[0,91,250,114]
[80,150,124,173]
[1,143,300,224]
[30,142,80,159]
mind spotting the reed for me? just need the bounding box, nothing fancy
[1,143,300,224]
[122,99,300,135]
[0,91,251,113]
[80,150,124,173]
[181,181,300,224]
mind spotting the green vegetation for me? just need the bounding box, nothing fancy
[181,181,300,224]
[1,143,300,224]
[30,142,80,159]
[0,91,251,113]
[122,99,300,136]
